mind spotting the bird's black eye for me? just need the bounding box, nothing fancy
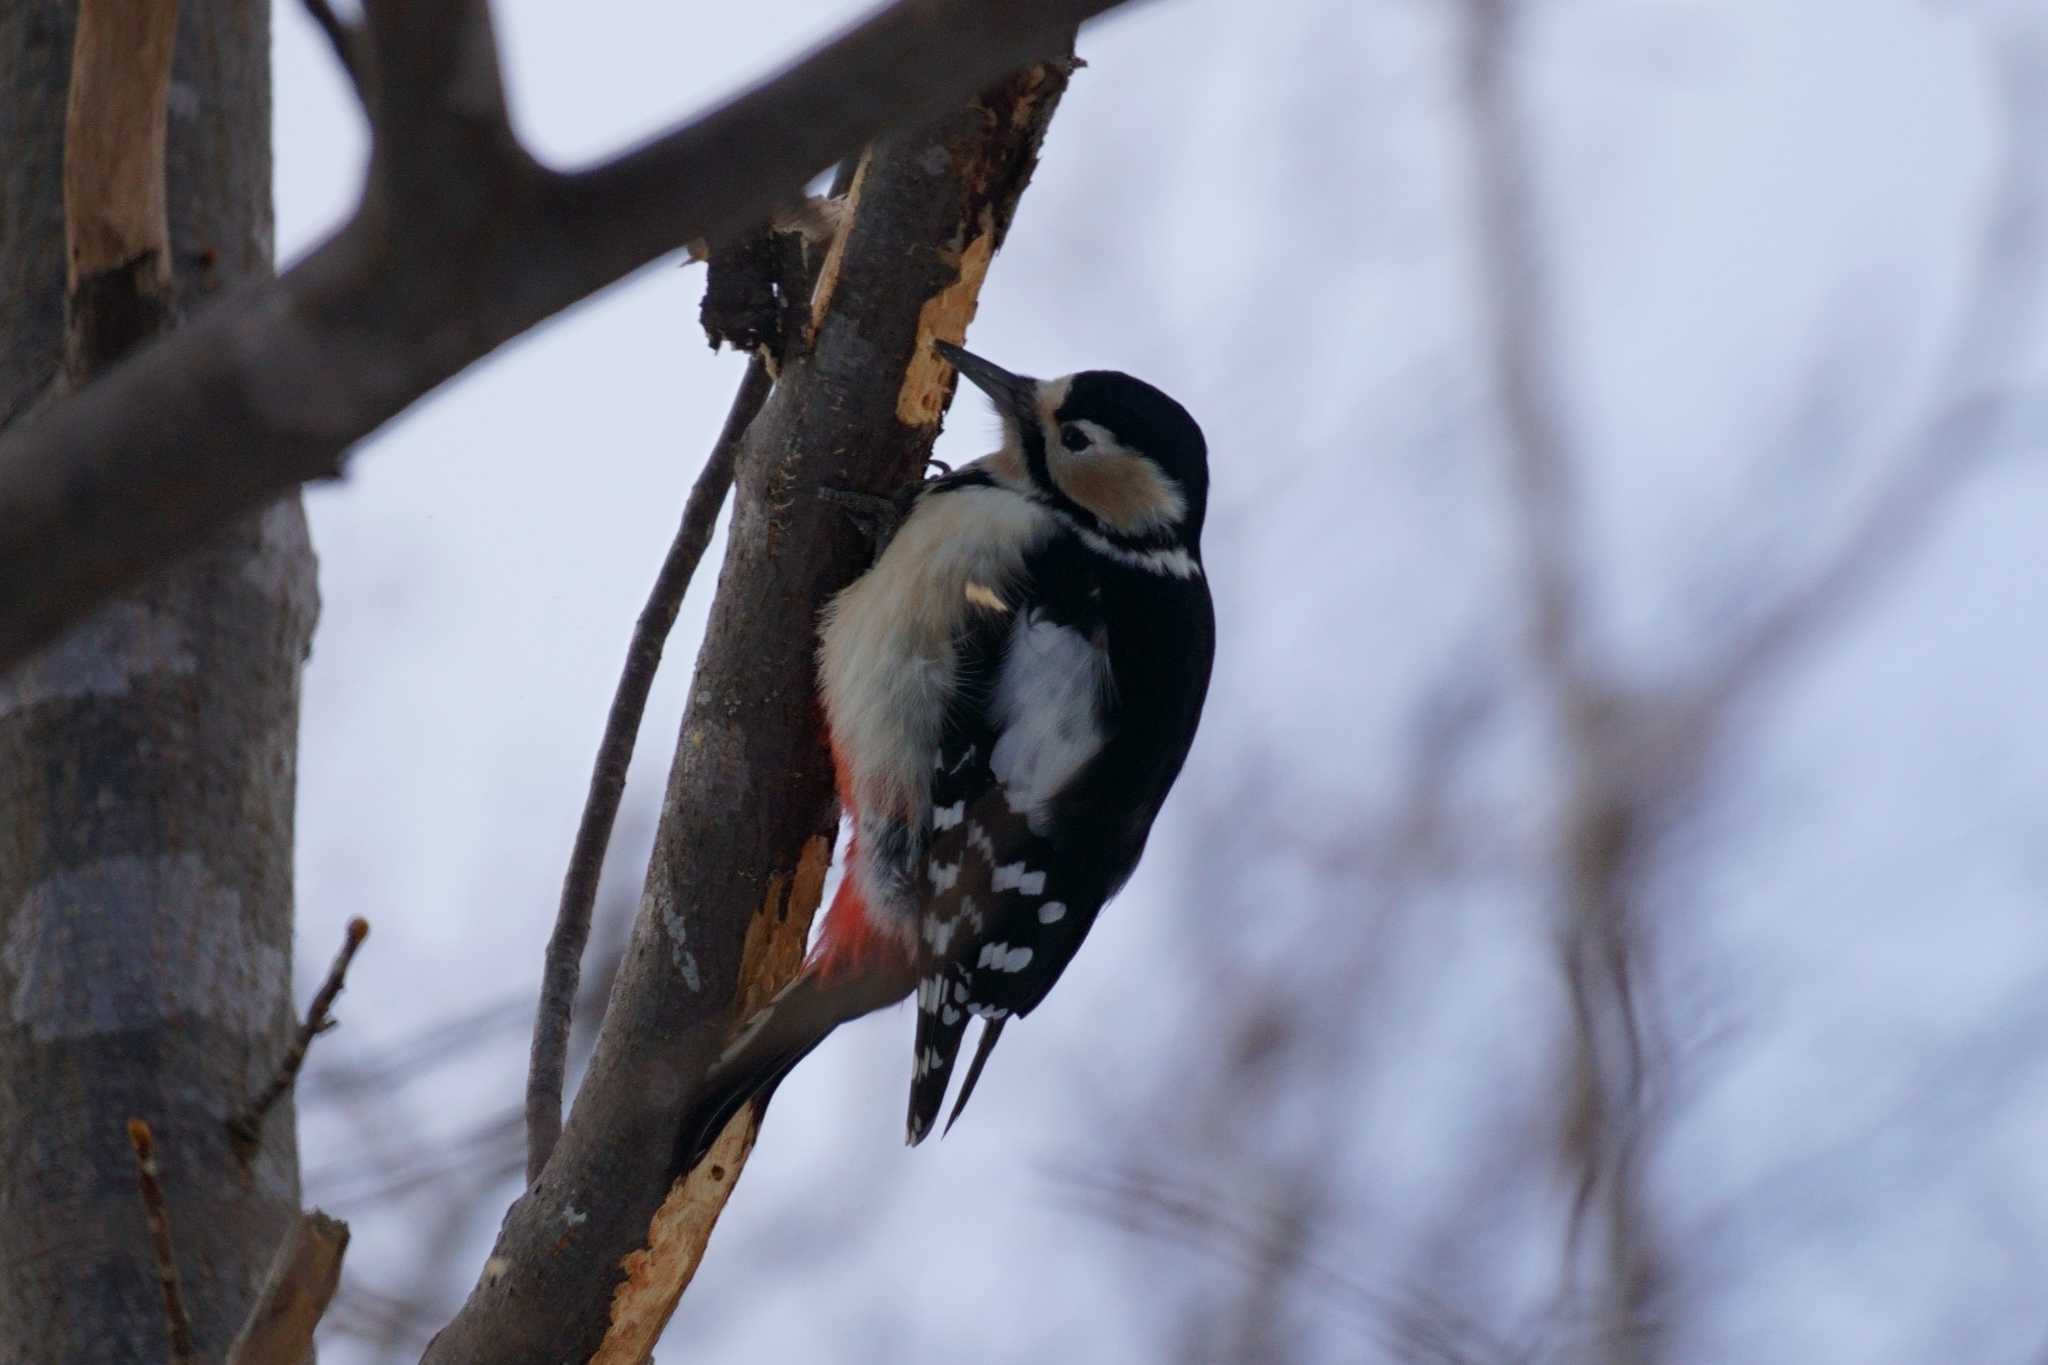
[1060,423,1090,453]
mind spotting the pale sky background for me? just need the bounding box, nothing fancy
[276,2,2048,1361]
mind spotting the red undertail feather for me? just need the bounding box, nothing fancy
[808,846,890,982]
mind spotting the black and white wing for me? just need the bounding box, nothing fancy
[903,530,1213,1143]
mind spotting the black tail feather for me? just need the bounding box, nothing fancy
[905,971,971,1146]
[674,962,915,1177]
[942,1016,1007,1138]
[674,1034,823,1175]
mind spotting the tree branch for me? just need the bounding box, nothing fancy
[0,0,1139,675]
[225,1211,350,1365]
[422,53,1076,1364]
[230,917,370,1163]
[125,1120,199,1365]
[526,357,773,1184]
[1463,0,1584,707]
[1461,4,1662,1356]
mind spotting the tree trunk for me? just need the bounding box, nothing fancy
[0,1,318,1360]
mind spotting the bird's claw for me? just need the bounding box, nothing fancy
[818,482,919,554]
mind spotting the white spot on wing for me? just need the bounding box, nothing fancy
[931,800,965,831]
[991,862,1047,896]
[975,942,1034,972]
[1038,901,1068,923]
[991,862,1020,890]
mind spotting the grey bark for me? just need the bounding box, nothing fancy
[423,59,1073,1363]
[0,2,318,1361]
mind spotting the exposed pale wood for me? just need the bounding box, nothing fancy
[224,1211,350,1365]
[63,0,176,288]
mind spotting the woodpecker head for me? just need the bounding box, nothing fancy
[935,341,1208,552]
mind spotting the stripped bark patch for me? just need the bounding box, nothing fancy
[592,1116,758,1364]
[589,832,833,1360]
[739,834,832,1015]
[807,153,870,332]
[896,219,996,429]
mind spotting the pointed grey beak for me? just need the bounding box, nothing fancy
[933,340,1036,422]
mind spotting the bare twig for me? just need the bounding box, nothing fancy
[1461,3,1661,1358]
[0,0,1136,674]
[125,1120,198,1365]
[225,1210,351,1365]
[1462,0,1583,704]
[231,917,370,1161]
[527,356,773,1184]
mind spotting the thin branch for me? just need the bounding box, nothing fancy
[1461,4,1661,1357]
[526,356,773,1184]
[1462,0,1584,705]
[125,1120,198,1365]
[225,1210,351,1365]
[0,0,1137,674]
[230,916,369,1161]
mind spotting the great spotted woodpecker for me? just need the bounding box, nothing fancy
[684,340,1214,1159]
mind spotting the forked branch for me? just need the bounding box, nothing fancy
[0,0,1142,674]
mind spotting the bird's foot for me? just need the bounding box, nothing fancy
[817,482,919,553]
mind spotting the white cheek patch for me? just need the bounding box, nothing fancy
[988,610,1111,832]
